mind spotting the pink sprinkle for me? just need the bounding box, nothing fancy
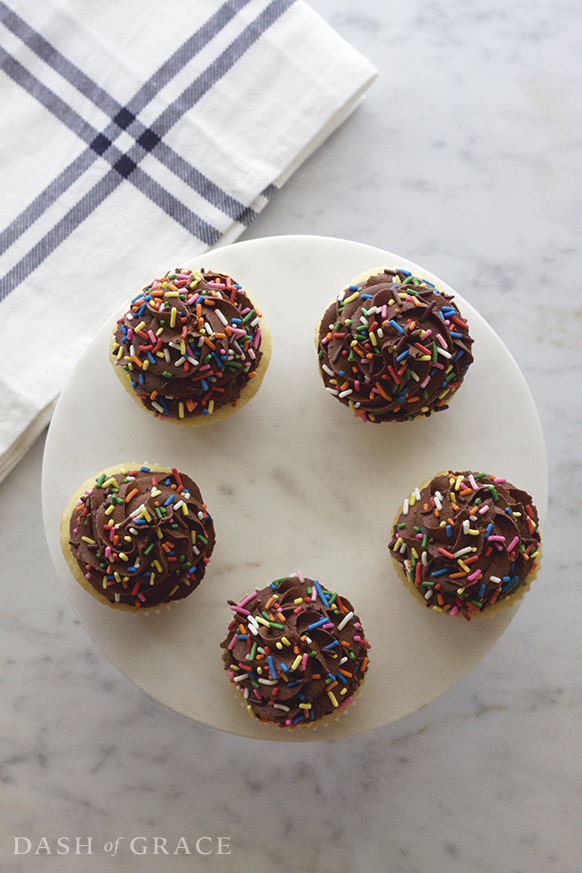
[450,606,458,616]
[105,546,111,558]
[187,293,199,305]
[85,573,91,579]
[137,593,146,602]
[422,329,432,338]
[301,653,308,671]
[488,535,506,543]
[494,477,507,484]
[253,329,261,350]
[381,305,388,318]
[354,380,360,391]
[478,504,490,514]
[296,570,305,583]
[230,605,251,616]
[469,474,479,491]
[127,328,133,341]
[227,636,237,650]
[354,635,362,641]
[322,622,334,630]
[236,591,257,609]
[507,536,520,552]
[436,333,447,349]
[148,330,157,343]
[420,374,431,389]
[468,569,482,582]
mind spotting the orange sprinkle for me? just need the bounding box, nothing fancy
[124,488,138,504]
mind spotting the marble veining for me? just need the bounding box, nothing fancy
[2,1,581,871]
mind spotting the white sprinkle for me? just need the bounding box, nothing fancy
[339,389,353,398]
[337,611,354,631]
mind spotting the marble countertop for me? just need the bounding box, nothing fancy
[2,1,581,871]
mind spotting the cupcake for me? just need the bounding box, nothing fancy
[316,267,474,422]
[110,268,271,424]
[221,573,370,729]
[60,464,215,611]
[388,470,542,619]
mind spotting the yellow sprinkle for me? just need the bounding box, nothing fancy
[291,655,302,671]
[135,321,146,332]
[344,291,359,304]
[124,536,132,543]
[254,616,271,627]
[114,571,122,583]
[293,598,303,605]
[142,359,149,371]
[457,587,466,595]
[181,502,188,516]
[150,572,155,586]
[104,504,115,516]
[156,327,165,336]
[276,642,283,650]
[151,488,162,497]
[101,477,117,489]
[164,290,180,298]
[457,560,470,573]
[81,536,96,544]
[170,307,177,328]
[327,691,339,708]
[208,400,215,415]
[179,402,185,419]
[118,552,128,561]
[153,559,163,573]
[432,606,444,613]
[369,332,377,346]
[468,529,480,536]
[298,702,311,709]
[281,637,291,646]
[455,475,464,491]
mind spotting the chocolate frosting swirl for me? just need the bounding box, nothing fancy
[68,466,215,608]
[112,268,264,420]
[221,575,370,727]
[317,268,474,422]
[388,471,541,617]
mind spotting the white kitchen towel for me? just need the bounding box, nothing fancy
[0,0,377,483]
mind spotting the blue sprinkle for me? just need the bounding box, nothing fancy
[451,351,465,363]
[396,350,409,362]
[280,663,289,673]
[323,640,339,650]
[138,373,145,385]
[446,524,452,537]
[140,466,151,472]
[200,379,209,392]
[159,397,170,415]
[137,302,147,316]
[348,285,359,291]
[267,655,277,680]
[431,568,450,577]
[399,269,412,277]
[478,584,486,598]
[163,494,175,506]
[147,351,156,364]
[485,523,494,539]
[307,617,329,631]
[313,579,330,606]
[388,319,405,335]
[360,293,374,299]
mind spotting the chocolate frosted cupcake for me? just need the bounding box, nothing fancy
[60,464,215,612]
[316,267,474,422]
[221,573,370,729]
[388,471,542,619]
[110,268,271,424]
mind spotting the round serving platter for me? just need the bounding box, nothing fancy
[42,235,548,741]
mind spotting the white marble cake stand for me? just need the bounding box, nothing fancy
[42,235,548,742]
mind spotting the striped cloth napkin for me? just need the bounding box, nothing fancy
[0,0,377,482]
